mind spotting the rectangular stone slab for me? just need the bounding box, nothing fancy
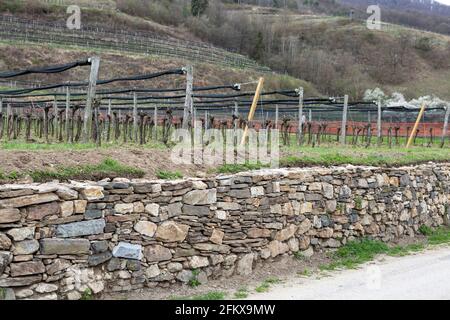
[0,275,42,287]
[10,261,46,277]
[0,193,59,208]
[40,238,90,255]
[0,208,21,223]
[56,219,105,238]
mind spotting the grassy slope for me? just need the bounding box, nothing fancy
[0,42,319,95]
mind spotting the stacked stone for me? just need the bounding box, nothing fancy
[0,163,449,300]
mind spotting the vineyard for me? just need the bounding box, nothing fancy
[0,57,449,156]
[0,15,268,71]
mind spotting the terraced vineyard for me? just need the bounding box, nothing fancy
[0,15,269,72]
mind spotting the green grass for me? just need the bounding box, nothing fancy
[0,140,168,151]
[319,227,450,271]
[281,145,450,168]
[293,251,305,260]
[188,269,201,288]
[425,226,450,245]
[0,141,103,151]
[28,158,145,183]
[320,239,390,271]
[156,170,183,180]
[255,277,280,293]
[298,268,312,277]
[80,288,94,300]
[170,291,226,300]
[216,162,269,174]
[233,288,249,299]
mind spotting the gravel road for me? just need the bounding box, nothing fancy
[246,246,450,300]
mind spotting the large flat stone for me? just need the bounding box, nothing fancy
[80,186,104,201]
[26,202,61,221]
[88,251,112,266]
[56,186,78,200]
[0,193,59,208]
[56,219,105,238]
[6,227,35,241]
[0,208,21,224]
[10,261,45,277]
[40,238,90,255]
[144,244,172,262]
[13,240,39,255]
[134,221,157,237]
[0,275,42,287]
[112,242,142,260]
[155,221,189,242]
[182,205,210,216]
[183,189,216,205]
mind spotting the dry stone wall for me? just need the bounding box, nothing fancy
[0,163,449,300]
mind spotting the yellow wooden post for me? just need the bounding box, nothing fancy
[240,77,264,145]
[406,103,426,148]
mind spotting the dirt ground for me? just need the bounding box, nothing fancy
[0,147,215,180]
[103,235,426,300]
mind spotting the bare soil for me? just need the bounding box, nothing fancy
[0,147,214,180]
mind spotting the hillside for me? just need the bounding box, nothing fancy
[0,42,317,95]
[1,0,450,100]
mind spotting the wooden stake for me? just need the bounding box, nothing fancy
[340,95,349,145]
[377,98,382,145]
[133,92,138,142]
[106,99,112,142]
[82,56,100,143]
[65,87,71,142]
[440,104,450,148]
[241,77,264,145]
[297,87,304,145]
[182,65,193,130]
[53,96,58,140]
[406,103,426,148]
[153,106,158,140]
[275,104,279,130]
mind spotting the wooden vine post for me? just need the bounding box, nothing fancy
[340,95,349,145]
[440,104,450,148]
[133,91,138,142]
[106,99,112,142]
[275,104,279,130]
[240,77,264,145]
[82,56,100,143]
[65,86,71,142]
[406,103,426,148]
[53,95,58,141]
[297,87,304,145]
[182,65,193,130]
[6,103,11,141]
[377,98,382,145]
[153,106,158,140]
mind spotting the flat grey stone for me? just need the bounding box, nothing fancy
[40,238,90,255]
[56,219,105,238]
[112,242,142,260]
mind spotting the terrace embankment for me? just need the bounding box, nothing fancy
[0,163,449,299]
